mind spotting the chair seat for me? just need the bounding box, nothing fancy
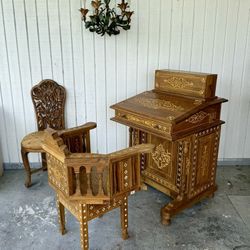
[21,131,46,152]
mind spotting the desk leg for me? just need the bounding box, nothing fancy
[161,195,184,225]
[161,186,217,225]
[21,149,31,188]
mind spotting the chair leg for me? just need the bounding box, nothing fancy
[21,149,31,188]
[56,196,66,235]
[80,204,89,250]
[120,195,129,240]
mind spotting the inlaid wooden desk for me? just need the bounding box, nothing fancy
[111,69,227,225]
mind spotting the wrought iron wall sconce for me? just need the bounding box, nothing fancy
[80,0,134,36]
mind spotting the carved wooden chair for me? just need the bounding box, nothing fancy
[21,80,96,187]
[42,128,154,250]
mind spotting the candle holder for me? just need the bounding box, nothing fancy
[80,0,134,36]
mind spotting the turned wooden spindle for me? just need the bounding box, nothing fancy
[86,166,92,196]
[75,166,81,196]
[98,172,104,195]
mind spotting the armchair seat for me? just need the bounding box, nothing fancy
[21,131,46,152]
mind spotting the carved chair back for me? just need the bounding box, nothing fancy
[31,80,66,131]
[42,128,154,204]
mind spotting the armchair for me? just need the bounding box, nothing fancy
[42,128,154,250]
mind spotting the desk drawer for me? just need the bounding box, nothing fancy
[115,111,171,137]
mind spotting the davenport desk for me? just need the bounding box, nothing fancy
[111,70,228,225]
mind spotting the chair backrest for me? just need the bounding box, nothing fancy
[42,128,154,204]
[31,80,66,131]
[58,123,96,153]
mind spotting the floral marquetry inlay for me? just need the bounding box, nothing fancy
[152,144,171,169]
[163,77,194,89]
[186,111,208,124]
[132,97,184,112]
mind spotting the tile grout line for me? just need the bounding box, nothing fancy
[219,165,250,232]
[227,194,250,233]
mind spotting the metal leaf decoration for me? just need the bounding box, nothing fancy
[80,0,134,36]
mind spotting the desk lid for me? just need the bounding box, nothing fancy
[110,90,226,125]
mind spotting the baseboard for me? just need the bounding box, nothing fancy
[217,158,250,166]
[2,159,250,170]
[3,162,41,170]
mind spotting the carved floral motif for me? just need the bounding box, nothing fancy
[152,144,171,169]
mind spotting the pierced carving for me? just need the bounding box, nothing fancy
[132,97,184,112]
[186,111,208,124]
[31,80,66,130]
[152,144,171,169]
[164,76,194,89]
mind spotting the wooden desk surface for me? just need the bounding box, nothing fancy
[111,90,226,125]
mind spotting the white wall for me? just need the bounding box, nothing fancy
[0,0,250,166]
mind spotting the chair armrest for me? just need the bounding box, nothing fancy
[58,122,97,136]
[108,144,155,161]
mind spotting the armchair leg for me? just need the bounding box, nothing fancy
[21,149,31,188]
[41,153,47,171]
[120,195,129,240]
[57,196,66,235]
[80,204,89,250]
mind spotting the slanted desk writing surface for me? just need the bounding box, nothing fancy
[111,70,227,224]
